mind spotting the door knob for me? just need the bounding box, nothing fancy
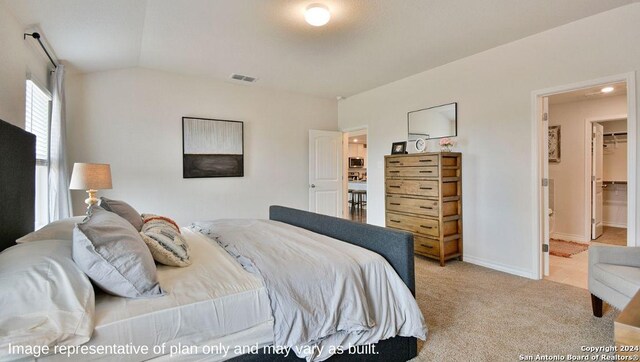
[310,184,316,188]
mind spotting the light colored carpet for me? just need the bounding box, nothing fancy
[549,239,589,258]
[593,226,627,246]
[411,257,618,361]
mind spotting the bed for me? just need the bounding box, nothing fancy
[0,118,424,361]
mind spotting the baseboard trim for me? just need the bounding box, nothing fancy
[550,232,587,243]
[602,222,627,228]
[463,255,537,280]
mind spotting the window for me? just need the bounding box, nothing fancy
[25,79,51,229]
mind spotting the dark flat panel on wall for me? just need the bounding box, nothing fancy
[182,117,244,178]
[0,119,35,251]
[183,154,244,178]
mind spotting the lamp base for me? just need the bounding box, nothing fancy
[85,189,99,210]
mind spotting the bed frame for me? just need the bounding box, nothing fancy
[230,206,417,362]
[0,120,417,361]
[0,119,35,252]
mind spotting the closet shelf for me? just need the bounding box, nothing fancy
[603,131,627,147]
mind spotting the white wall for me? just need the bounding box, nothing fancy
[0,2,51,128]
[338,3,640,278]
[66,68,337,224]
[548,95,627,241]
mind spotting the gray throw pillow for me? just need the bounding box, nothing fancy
[100,197,144,231]
[72,206,164,298]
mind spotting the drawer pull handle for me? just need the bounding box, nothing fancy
[390,203,401,206]
[419,160,433,163]
[390,219,401,223]
[389,161,400,164]
[420,225,434,229]
[419,170,433,173]
[389,185,401,188]
[389,171,400,173]
[420,206,433,210]
[419,187,433,190]
[420,244,434,248]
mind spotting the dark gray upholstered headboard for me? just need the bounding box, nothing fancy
[269,205,415,295]
[0,119,36,252]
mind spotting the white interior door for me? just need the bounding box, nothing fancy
[542,97,550,277]
[592,123,604,239]
[309,130,343,217]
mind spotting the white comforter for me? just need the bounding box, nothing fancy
[191,219,427,361]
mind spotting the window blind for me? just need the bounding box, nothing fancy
[25,80,51,165]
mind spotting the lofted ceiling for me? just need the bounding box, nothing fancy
[3,0,636,98]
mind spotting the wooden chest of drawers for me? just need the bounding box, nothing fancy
[384,152,462,266]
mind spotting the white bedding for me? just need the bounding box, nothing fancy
[38,228,273,361]
[193,219,427,362]
[8,219,424,362]
[0,240,94,361]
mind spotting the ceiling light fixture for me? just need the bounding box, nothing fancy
[305,4,331,26]
[601,86,614,93]
[353,139,358,143]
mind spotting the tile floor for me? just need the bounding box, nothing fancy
[593,226,627,246]
[545,226,627,289]
[546,251,590,289]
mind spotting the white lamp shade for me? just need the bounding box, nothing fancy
[69,163,113,190]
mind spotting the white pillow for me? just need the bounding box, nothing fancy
[16,217,85,243]
[0,240,95,358]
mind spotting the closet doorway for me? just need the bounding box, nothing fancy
[586,116,628,244]
[533,73,637,284]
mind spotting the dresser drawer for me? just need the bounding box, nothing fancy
[386,179,439,197]
[386,155,438,167]
[414,235,440,257]
[386,196,439,217]
[386,166,438,178]
[386,212,439,238]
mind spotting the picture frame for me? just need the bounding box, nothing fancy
[548,125,561,163]
[391,141,407,155]
[182,117,244,178]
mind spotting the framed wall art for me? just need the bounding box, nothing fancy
[182,117,244,178]
[548,125,561,163]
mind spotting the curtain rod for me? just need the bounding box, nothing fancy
[23,32,57,69]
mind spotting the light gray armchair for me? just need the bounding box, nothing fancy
[589,245,640,317]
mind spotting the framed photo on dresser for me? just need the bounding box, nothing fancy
[391,141,407,155]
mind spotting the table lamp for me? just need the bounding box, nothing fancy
[69,163,112,209]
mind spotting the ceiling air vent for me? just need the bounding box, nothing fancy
[230,73,257,83]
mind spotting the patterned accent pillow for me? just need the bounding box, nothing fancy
[140,214,191,267]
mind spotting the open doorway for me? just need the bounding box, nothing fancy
[343,129,367,223]
[587,116,628,244]
[533,73,637,286]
